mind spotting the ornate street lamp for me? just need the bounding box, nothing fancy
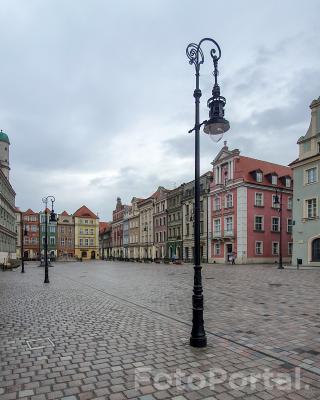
[186,38,229,347]
[42,196,57,283]
[274,190,284,269]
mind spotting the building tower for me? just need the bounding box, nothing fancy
[0,129,10,180]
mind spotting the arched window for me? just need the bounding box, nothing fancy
[312,238,320,261]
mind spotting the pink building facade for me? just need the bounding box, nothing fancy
[210,144,293,264]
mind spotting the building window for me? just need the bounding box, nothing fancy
[271,175,278,185]
[85,238,89,246]
[287,219,293,234]
[90,238,94,246]
[303,141,311,152]
[214,219,221,234]
[186,223,190,236]
[254,216,263,231]
[225,193,233,208]
[272,242,279,255]
[271,217,280,232]
[214,243,221,255]
[50,237,55,245]
[285,178,291,187]
[255,193,264,207]
[306,167,317,184]
[288,242,293,256]
[256,172,263,182]
[80,238,83,246]
[85,220,88,224]
[306,198,317,219]
[288,197,293,210]
[61,238,65,246]
[49,226,55,233]
[255,241,263,255]
[214,196,221,211]
[225,217,233,234]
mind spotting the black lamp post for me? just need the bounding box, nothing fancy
[42,196,57,283]
[186,38,229,348]
[274,190,284,269]
[144,223,149,260]
[20,211,28,273]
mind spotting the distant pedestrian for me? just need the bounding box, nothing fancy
[231,252,236,265]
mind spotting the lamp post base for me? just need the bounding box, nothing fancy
[190,335,207,348]
[278,265,284,270]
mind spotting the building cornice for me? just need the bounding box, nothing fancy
[289,153,320,169]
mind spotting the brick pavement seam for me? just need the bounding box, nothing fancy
[57,271,320,378]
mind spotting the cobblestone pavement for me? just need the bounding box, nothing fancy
[0,262,319,400]
[53,261,320,374]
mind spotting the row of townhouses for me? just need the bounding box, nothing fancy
[15,206,100,261]
[99,96,320,266]
[0,130,16,264]
[2,96,319,267]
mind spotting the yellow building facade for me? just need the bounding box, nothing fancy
[73,205,99,260]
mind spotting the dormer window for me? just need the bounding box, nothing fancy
[271,175,278,185]
[256,172,263,182]
[285,178,291,187]
[250,169,264,183]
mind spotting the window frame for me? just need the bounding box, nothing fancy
[254,192,264,207]
[255,241,263,255]
[272,241,279,256]
[254,215,264,231]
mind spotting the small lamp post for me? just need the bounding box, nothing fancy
[20,211,28,273]
[274,190,284,269]
[42,196,57,283]
[186,38,229,347]
[144,223,149,260]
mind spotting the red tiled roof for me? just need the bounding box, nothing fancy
[239,156,292,175]
[99,221,110,234]
[60,211,69,216]
[23,208,37,215]
[73,205,98,218]
[236,156,292,187]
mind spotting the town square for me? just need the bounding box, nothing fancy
[1,0,320,399]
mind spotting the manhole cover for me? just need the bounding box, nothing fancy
[26,338,54,350]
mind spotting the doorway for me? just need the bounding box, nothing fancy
[312,238,320,261]
[91,251,96,259]
[226,243,233,262]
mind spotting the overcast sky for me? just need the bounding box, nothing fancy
[1,0,319,220]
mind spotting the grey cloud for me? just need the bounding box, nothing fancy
[2,0,320,219]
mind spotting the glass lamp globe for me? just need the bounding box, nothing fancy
[204,117,230,143]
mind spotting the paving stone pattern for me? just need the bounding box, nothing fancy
[0,261,319,400]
